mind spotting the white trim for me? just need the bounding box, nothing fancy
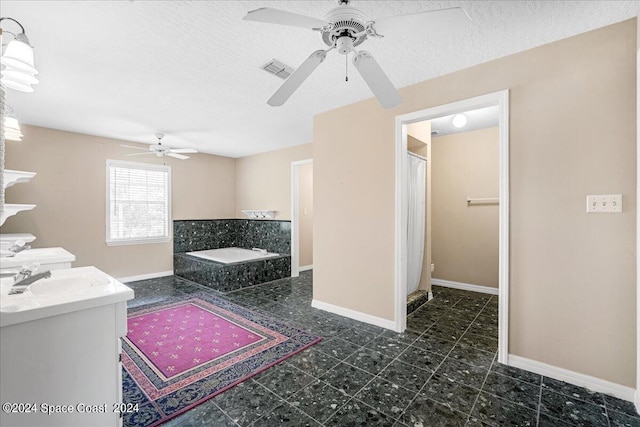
[312,299,396,331]
[394,90,510,357]
[290,159,313,278]
[117,270,174,283]
[299,265,313,272]
[508,354,636,403]
[636,12,640,414]
[431,278,499,295]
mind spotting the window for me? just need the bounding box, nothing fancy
[106,160,171,245]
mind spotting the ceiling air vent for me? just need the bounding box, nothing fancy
[262,59,293,80]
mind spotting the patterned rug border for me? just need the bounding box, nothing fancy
[123,292,322,427]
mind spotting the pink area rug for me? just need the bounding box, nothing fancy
[121,294,321,427]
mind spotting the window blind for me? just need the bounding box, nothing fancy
[106,160,171,245]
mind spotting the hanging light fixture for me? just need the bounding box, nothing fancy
[4,105,23,141]
[0,17,38,92]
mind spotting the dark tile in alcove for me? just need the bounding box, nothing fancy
[354,377,416,419]
[423,323,464,342]
[471,392,537,426]
[287,381,350,423]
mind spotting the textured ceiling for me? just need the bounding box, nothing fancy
[3,1,639,157]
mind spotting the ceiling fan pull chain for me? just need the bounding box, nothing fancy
[345,53,349,82]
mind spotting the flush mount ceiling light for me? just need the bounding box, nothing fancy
[452,113,467,128]
[4,105,23,141]
[0,17,39,93]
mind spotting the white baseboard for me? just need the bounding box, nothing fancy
[431,278,499,295]
[117,270,174,283]
[299,265,313,272]
[312,299,396,331]
[508,354,636,402]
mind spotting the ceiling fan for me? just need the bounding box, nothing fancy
[244,0,471,109]
[121,133,198,160]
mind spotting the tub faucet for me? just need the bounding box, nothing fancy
[9,269,51,295]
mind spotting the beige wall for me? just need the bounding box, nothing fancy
[432,127,499,288]
[314,19,636,386]
[1,125,236,278]
[235,144,312,221]
[298,163,313,267]
[407,128,432,293]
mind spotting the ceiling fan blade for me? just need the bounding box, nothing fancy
[126,152,155,157]
[169,148,198,154]
[268,50,327,107]
[121,144,148,151]
[372,7,471,37]
[244,8,326,30]
[167,153,189,160]
[352,51,402,109]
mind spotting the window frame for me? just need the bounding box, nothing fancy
[105,159,172,246]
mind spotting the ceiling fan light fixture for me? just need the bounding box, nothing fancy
[452,113,467,128]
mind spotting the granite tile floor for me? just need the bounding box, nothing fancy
[125,272,640,427]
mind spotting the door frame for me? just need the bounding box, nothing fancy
[394,90,510,364]
[291,158,313,277]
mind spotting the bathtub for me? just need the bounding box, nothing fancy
[186,247,279,264]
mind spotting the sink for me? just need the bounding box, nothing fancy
[0,266,134,327]
[28,274,111,296]
[0,247,76,270]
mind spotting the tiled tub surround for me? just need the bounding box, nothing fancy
[173,220,291,292]
[174,220,291,254]
[124,275,640,427]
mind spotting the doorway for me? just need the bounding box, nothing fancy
[291,159,313,277]
[394,90,510,364]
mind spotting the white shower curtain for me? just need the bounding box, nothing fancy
[407,154,426,295]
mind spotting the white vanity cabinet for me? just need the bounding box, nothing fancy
[0,268,134,427]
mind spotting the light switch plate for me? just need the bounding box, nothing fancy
[586,194,622,213]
